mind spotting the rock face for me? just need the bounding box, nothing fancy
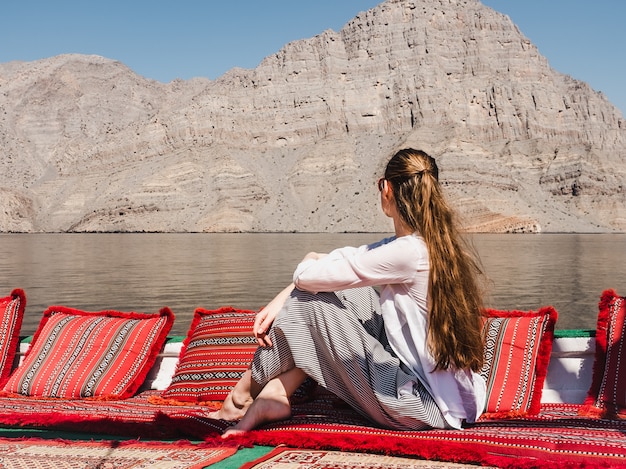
[1,0,624,233]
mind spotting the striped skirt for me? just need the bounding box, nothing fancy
[250,287,448,430]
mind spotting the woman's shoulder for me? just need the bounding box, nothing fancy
[368,233,425,249]
[396,234,428,259]
[386,233,426,250]
[369,234,428,267]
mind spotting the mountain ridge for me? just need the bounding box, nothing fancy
[1,0,624,233]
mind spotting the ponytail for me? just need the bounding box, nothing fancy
[385,149,484,372]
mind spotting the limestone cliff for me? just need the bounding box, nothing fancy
[1,0,624,233]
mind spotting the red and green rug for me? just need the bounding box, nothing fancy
[0,437,235,468]
[0,389,625,468]
[200,395,626,469]
[241,447,492,468]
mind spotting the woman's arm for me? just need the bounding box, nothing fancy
[294,238,422,293]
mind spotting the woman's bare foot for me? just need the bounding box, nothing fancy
[222,392,291,438]
[221,367,306,438]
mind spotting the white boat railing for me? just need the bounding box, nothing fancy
[15,331,597,404]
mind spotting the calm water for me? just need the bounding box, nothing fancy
[0,233,624,335]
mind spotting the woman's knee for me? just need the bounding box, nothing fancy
[280,289,343,323]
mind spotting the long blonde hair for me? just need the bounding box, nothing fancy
[384,148,484,372]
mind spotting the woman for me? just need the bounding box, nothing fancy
[210,148,486,436]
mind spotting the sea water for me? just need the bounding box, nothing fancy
[0,233,623,335]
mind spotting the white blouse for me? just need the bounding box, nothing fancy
[293,234,486,429]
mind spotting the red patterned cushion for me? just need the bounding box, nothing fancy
[0,289,26,387]
[581,289,626,418]
[2,306,173,399]
[480,307,557,418]
[160,307,257,403]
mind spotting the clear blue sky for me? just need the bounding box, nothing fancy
[2,1,624,114]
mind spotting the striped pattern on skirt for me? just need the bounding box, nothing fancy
[250,287,448,430]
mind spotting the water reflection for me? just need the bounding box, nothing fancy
[0,233,623,335]
[472,234,623,329]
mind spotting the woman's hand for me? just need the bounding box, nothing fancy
[254,283,295,347]
[254,303,279,347]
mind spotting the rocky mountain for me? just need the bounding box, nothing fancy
[1,0,624,233]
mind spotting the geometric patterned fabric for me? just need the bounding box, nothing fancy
[242,447,469,469]
[160,306,258,403]
[0,437,236,469]
[0,390,623,468]
[480,306,558,417]
[2,305,173,399]
[211,391,626,469]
